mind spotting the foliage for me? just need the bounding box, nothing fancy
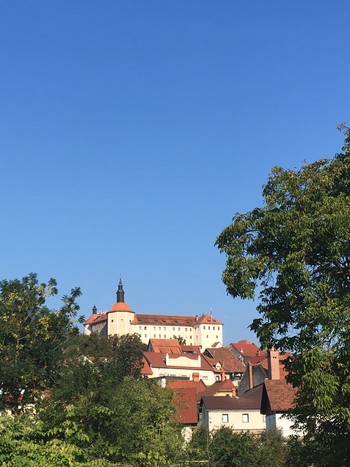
[0,414,97,466]
[0,273,81,412]
[173,335,186,345]
[62,332,144,381]
[187,426,286,467]
[40,359,184,465]
[216,128,350,460]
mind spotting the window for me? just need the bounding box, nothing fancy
[144,326,147,330]
[159,326,161,330]
[178,327,180,331]
[242,413,249,423]
[185,328,187,331]
[139,326,141,330]
[173,327,175,331]
[164,334,166,338]
[208,326,210,330]
[154,327,156,330]
[159,334,161,338]
[164,327,166,330]
[203,326,206,330]
[222,414,229,423]
[144,334,147,338]
[190,335,192,339]
[154,334,156,338]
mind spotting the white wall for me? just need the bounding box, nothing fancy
[203,409,266,434]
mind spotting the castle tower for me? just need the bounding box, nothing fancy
[107,279,135,336]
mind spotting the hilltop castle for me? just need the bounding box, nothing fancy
[84,280,223,348]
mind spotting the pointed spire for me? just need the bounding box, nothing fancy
[116,278,125,303]
[92,305,97,314]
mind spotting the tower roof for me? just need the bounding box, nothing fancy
[108,279,133,313]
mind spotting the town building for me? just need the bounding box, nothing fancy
[84,280,223,348]
[200,384,265,435]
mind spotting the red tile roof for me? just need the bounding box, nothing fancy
[168,379,207,401]
[84,313,107,325]
[195,314,223,325]
[201,379,236,397]
[132,314,196,325]
[231,340,262,358]
[202,392,261,411]
[181,345,201,354]
[171,387,198,424]
[261,379,297,413]
[205,347,245,373]
[109,302,133,313]
[141,356,153,376]
[149,339,182,354]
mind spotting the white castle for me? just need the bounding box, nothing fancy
[84,280,223,348]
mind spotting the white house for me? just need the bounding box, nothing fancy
[200,384,266,435]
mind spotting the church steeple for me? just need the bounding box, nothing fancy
[116,279,125,303]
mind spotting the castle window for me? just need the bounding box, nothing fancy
[164,334,166,338]
[203,326,206,330]
[173,327,175,331]
[139,326,141,330]
[154,334,156,338]
[185,328,187,331]
[222,414,229,423]
[159,327,161,330]
[144,326,147,330]
[159,334,161,338]
[154,327,156,330]
[178,327,180,331]
[190,335,192,339]
[144,334,147,338]
[242,414,249,423]
[208,326,210,330]
[164,327,166,330]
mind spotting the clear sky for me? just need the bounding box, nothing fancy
[1,1,349,345]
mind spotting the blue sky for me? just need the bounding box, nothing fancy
[1,1,349,344]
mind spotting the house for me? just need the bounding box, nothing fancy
[228,339,265,364]
[141,349,224,385]
[170,386,199,442]
[260,350,298,437]
[237,347,289,395]
[200,384,265,435]
[203,347,245,384]
[84,280,223,348]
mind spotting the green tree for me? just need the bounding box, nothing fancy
[40,375,184,465]
[216,128,350,463]
[0,273,82,412]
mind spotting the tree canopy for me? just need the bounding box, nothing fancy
[216,128,350,461]
[0,273,82,412]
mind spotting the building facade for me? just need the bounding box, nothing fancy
[84,280,224,348]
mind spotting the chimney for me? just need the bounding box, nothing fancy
[268,348,280,380]
[231,386,237,397]
[248,362,254,389]
[192,372,200,382]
